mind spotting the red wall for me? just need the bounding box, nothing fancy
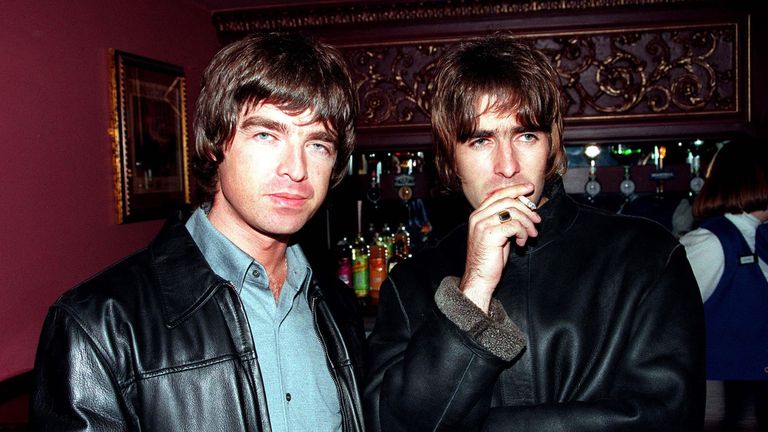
[0,0,220,382]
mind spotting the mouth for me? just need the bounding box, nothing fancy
[270,192,311,208]
[485,187,503,200]
[484,183,534,201]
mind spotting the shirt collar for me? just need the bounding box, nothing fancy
[286,243,314,300]
[185,207,313,298]
[725,212,761,229]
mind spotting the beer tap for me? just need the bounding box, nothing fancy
[612,144,639,201]
[650,145,670,199]
[687,142,704,195]
[584,144,602,202]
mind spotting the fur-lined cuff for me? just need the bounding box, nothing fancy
[434,276,526,361]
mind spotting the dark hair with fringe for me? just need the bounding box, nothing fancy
[430,33,566,190]
[693,137,768,220]
[192,32,357,204]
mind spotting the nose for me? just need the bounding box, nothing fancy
[494,141,520,178]
[277,141,308,182]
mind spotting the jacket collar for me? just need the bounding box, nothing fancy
[524,177,579,253]
[149,211,229,328]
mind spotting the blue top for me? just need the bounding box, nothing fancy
[700,216,768,380]
[186,208,342,431]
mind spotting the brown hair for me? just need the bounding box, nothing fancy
[693,137,768,220]
[431,33,566,190]
[192,32,357,203]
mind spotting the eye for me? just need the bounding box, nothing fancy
[308,142,335,158]
[518,132,540,143]
[468,138,490,148]
[516,132,541,144]
[254,132,272,141]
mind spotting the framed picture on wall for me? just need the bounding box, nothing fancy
[109,49,190,224]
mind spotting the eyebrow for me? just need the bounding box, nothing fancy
[239,116,285,134]
[469,125,541,139]
[305,130,337,144]
[239,115,338,144]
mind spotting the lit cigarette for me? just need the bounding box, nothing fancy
[518,195,537,210]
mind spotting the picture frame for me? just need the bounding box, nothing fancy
[109,49,190,224]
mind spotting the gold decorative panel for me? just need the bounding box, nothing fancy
[541,24,738,121]
[345,44,444,129]
[340,22,741,129]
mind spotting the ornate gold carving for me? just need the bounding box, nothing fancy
[347,44,444,128]
[213,0,700,34]
[340,23,739,128]
[540,25,737,120]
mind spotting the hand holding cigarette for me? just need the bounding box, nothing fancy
[460,183,541,312]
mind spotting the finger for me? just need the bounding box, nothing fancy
[478,183,534,210]
[475,209,534,247]
[470,206,538,245]
[489,197,541,223]
[476,193,541,224]
[481,204,539,239]
[467,192,540,250]
[470,199,539,234]
[491,208,539,237]
[497,218,531,247]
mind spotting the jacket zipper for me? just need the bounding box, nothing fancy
[310,291,349,432]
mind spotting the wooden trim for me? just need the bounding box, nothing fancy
[213,0,704,34]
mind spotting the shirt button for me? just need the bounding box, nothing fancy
[252,270,260,278]
[285,393,292,402]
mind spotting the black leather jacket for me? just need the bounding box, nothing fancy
[365,180,705,431]
[30,213,366,432]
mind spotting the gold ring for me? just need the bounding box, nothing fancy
[497,209,512,223]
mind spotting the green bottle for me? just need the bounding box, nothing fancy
[351,233,369,299]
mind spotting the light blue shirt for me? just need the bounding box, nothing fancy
[186,208,341,432]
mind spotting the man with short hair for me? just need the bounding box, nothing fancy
[365,33,705,431]
[31,32,365,432]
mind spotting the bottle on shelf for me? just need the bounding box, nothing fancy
[389,223,411,271]
[335,237,352,289]
[352,200,369,301]
[368,241,387,305]
[365,222,378,246]
[351,233,369,301]
[381,223,394,261]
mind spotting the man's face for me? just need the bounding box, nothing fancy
[455,97,550,209]
[211,102,337,239]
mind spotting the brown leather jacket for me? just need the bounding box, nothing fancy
[31,213,366,431]
[365,180,705,432]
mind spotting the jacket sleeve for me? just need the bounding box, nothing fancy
[481,245,706,432]
[30,305,129,432]
[364,264,525,432]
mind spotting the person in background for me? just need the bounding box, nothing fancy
[30,32,365,431]
[364,33,705,431]
[680,138,768,431]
